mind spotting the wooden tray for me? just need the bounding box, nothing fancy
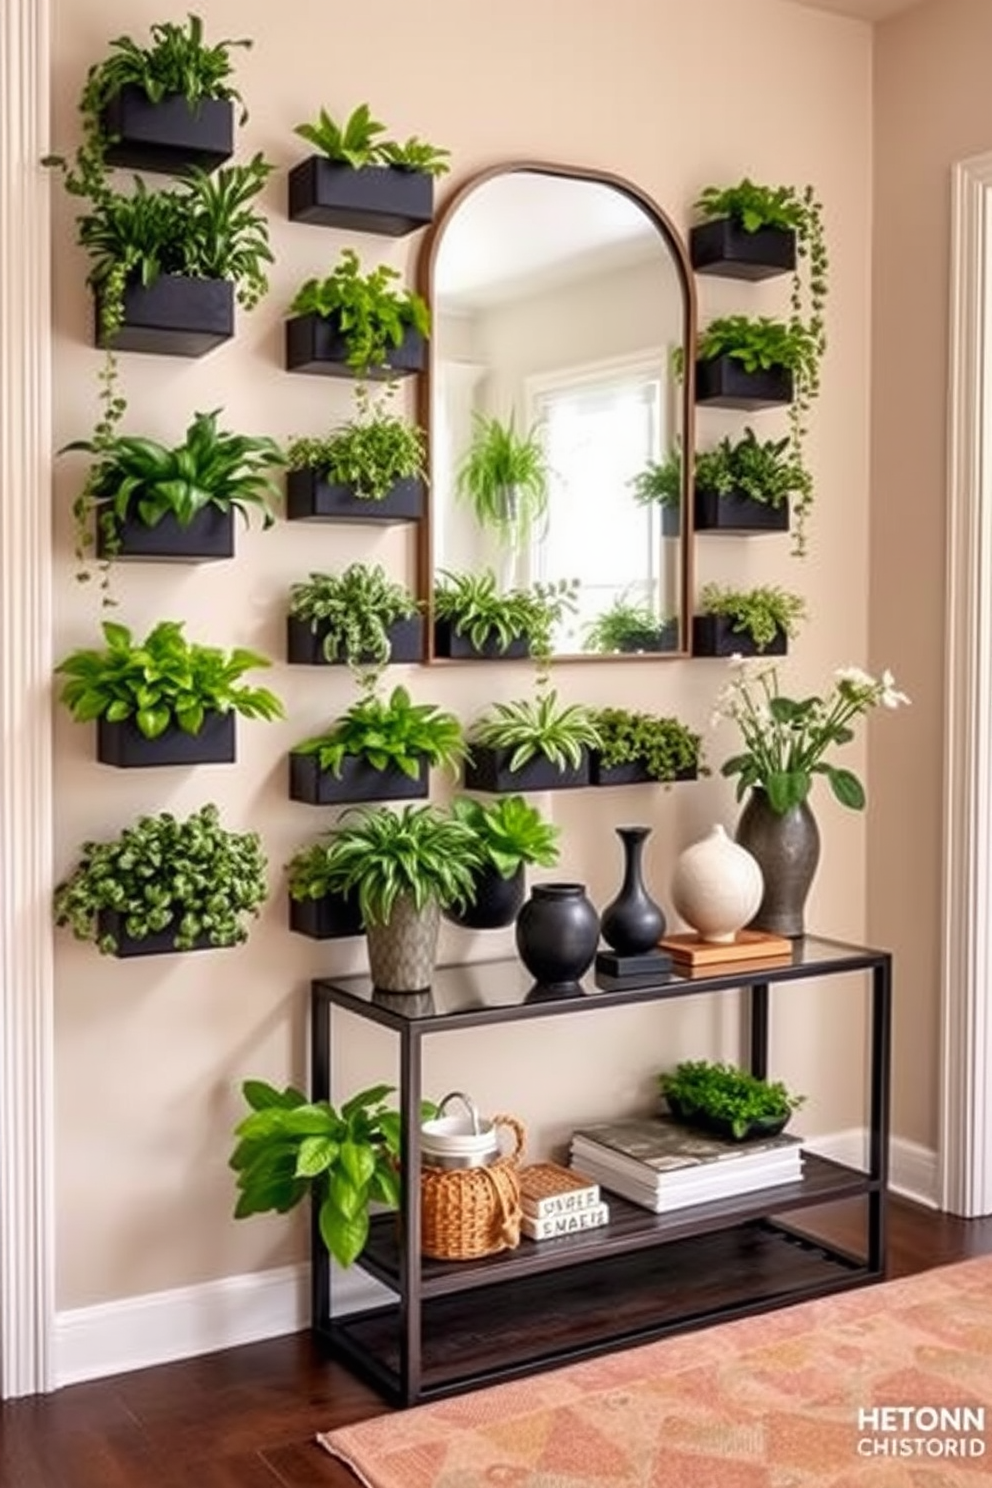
[658,930,793,968]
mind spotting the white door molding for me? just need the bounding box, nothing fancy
[0,0,56,1395]
[940,152,992,1216]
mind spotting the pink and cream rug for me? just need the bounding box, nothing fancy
[319,1255,992,1487]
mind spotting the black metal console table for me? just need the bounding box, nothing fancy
[310,934,891,1406]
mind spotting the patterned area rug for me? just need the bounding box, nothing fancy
[319,1255,992,1487]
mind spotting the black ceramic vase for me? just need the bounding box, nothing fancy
[735,789,821,938]
[600,826,666,954]
[444,864,525,931]
[515,883,600,993]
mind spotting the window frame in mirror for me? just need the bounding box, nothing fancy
[416,159,696,665]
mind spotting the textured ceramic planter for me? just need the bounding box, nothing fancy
[96,275,234,356]
[285,470,424,523]
[692,615,788,659]
[97,711,236,768]
[690,218,796,280]
[96,504,235,561]
[735,789,821,938]
[288,157,434,236]
[366,895,440,993]
[694,356,793,410]
[288,752,428,805]
[285,313,425,379]
[101,87,234,175]
[286,614,424,667]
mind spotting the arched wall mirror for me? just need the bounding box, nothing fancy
[418,162,696,662]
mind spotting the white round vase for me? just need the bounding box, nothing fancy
[670,825,764,944]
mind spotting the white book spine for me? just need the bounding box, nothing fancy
[521,1185,600,1220]
[521,1201,610,1240]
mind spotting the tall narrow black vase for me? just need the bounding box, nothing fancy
[600,826,666,954]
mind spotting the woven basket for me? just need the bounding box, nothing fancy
[420,1114,525,1260]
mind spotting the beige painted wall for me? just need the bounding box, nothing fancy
[50,0,873,1309]
[870,0,992,1151]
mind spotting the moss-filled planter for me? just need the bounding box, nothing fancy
[691,615,788,659]
[96,910,216,957]
[96,504,235,561]
[96,275,234,356]
[285,469,424,523]
[288,752,429,806]
[463,745,590,795]
[288,157,434,236]
[288,890,364,940]
[589,757,698,787]
[101,86,234,175]
[97,711,236,768]
[286,614,424,667]
[694,356,793,410]
[433,621,530,661]
[689,218,796,281]
[285,313,425,379]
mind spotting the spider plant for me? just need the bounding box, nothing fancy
[471,691,603,774]
[455,412,551,547]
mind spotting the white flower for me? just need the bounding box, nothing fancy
[835,665,876,689]
[879,669,910,708]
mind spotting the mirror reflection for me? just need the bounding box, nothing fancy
[426,167,691,661]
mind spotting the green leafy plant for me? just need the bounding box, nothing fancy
[583,596,674,654]
[55,620,284,738]
[658,1060,806,1141]
[293,104,450,177]
[286,411,426,501]
[699,583,807,652]
[629,449,682,510]
[292,686,465,780]
[715,662,909,813]
[289,249,430,376]
[471,691,603,774]
[696,427,813,557]
[590,708,705,783]
[433,569,578,667]
[231,1078,438,1268]
[288,565,420,688]
[455,412,551,547]
[694,315,820,382]
[53,803,267,954]
[449,795,560,878]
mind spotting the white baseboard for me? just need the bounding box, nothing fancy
[55,1130,940,1388]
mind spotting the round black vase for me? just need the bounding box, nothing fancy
[444,864,525,931]
[600,826,666,954]
[515,883,600,994]
[735,789,821,938]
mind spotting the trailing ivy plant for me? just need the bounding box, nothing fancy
[55,620,284,738]
[288,564,420,688]
[294,103,451,176]
[695,428,813,557]
[583,596,674,654]
[590,708,705,783]
[292,686,465,780]
[658,1060,806,1141]
[471,691,603,774]
[53,803,267,954]
[287,407,426,501]
[289,249,430,377]
[699,583,808,652]
[433,568,579,671]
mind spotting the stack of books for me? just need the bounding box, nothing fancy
[568,1115,803,1213]
[517,1162,610,1240]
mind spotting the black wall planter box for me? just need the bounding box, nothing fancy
[661,507,682,538]
[695,357,793,410]
[690,219,796,280]
[97,276,234,356]
[97,711,236,768]
[288,157,434,236]
[97,910,216,958]
[289,752,429,805]
[433,621,530,661]
[285,314,425,379]
[692,615,788,658]
[101,87,234,175]
[286,614,424,667]
[464,745,590,794]
[694,490,790,534]
[97,504,235,561]
[286,469,424,523]
[615,621,679,655]
[289,892,364,940]
[589,757,698,787]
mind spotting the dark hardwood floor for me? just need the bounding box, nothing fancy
[2,1196,991,1488]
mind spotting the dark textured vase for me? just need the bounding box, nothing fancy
[515,883,600,993]
[601,826,666,954]
[735,790,821,938]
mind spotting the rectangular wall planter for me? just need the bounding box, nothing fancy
[433,621,530,661]
[286,614,424,667]
[289,891,364,940]
[97,711,236,768]
[101,87,234,175]
[695,356,793,410]
[289,752,429,805]
[97,910,216,957]
[691,615,788,658]
[661,507,682,538]
[614,620,680,655]
[285,469,424,523]
[97,275,234,356]
[589,757,698,787]
[285,313,425,379]
[463,744,590,794]
[96,504,235,561]
[694,489,790,534]
[690,219,796,281]
[288,157,434,236]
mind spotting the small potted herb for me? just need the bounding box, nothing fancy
[589,708,704,787]
[583,596,678,655]
[455,412,551,549]
[433,569,578,665]
[467,690,603,794]
[289,685,465,805]
[54,803,267,957]
[287,565,423,682]
[694,583,807,658]
[659,1060,806,1141]
[289,103,450,236]
[286,410,426,522]
[445,795,561,929]
[286,248,430,380]
[55,619,284,766]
